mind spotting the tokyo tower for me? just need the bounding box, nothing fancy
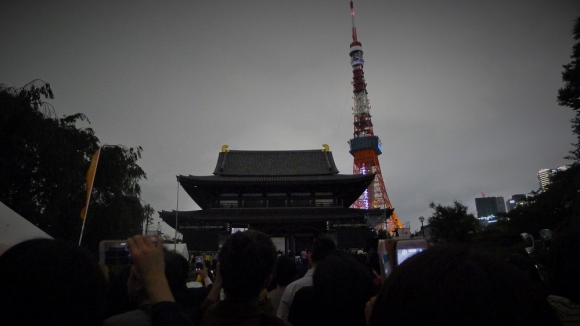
[347,1,402,232]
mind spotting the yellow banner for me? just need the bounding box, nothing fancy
[80,148,101,220]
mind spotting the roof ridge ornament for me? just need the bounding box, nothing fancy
[221,145,229,152]
[322,144,330,152]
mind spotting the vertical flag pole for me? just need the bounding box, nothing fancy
[174,176,180,251]
[79,147,101,246]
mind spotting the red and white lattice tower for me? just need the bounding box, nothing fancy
[347,1,402,232]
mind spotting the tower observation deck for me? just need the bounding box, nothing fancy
[347,1,402,232]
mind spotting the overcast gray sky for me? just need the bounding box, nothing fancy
[1,1,579,235]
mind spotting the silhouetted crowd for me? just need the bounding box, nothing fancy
[1,219,579,326]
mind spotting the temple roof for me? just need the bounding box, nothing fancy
[160,207,390,229]
[178,173,374,186]
[172,147,376,209]
[177,173,375,209]
[212,149,339,176]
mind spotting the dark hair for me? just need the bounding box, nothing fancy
[313,251,376,325]
[0,238,107,325]
[163,250,190,299]
[369,244,560,326]
[310,235,336,263]
[548,218,580,303]
[219,230,277,299]
[274,255,298,287]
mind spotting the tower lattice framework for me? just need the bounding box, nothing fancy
[347,1,402,232]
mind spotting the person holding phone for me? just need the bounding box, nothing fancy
[124,234,197,326]
[195,256,203,270]
[195,254,213,289]
[199,230,288,326]
[367,244,560,326]
[104,245,195,326]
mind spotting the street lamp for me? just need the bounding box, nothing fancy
[419,216,425,238]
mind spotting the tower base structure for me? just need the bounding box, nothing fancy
[349,137,402,232]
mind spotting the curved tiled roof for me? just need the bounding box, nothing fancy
[177,173,375,209]
[179,173,374,184]
[171,148,376,209]
[212,150,339,176]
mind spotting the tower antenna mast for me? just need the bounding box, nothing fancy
[347,1,403,233]
[350,1,358,43]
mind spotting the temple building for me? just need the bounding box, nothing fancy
[159,145,391,253]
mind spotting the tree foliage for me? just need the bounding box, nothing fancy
[510,14,580,234]
[427,201,481,243]
[475,16,580,259]
[0,80,149,254]
[489,166,580,261]
[502,165,580,236]
[558,16,580,162]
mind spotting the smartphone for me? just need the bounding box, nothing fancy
[395,239,429,266]
[195,256,203,270]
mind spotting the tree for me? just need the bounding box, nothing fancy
[479,16,580,259]
[509,14,580,235]
[0,80,149,254]
[427,201,481,243]
[142,203,156,233]
[501,165,580,237]
[558,16,580,162]
[80,145,148,252]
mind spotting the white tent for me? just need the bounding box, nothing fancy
[0,201,190,261]
[0,201,52,254]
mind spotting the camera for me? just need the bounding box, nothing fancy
[99,236,159,266]
[395,239,428,266]
[377,238,429,279]
[99,240,130,266]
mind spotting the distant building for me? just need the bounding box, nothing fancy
[538,166,569,191]
[506,194,527,212]
[475,195,506,221]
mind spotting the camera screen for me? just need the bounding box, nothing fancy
[397,248,424,266]
[103,242,131,265]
